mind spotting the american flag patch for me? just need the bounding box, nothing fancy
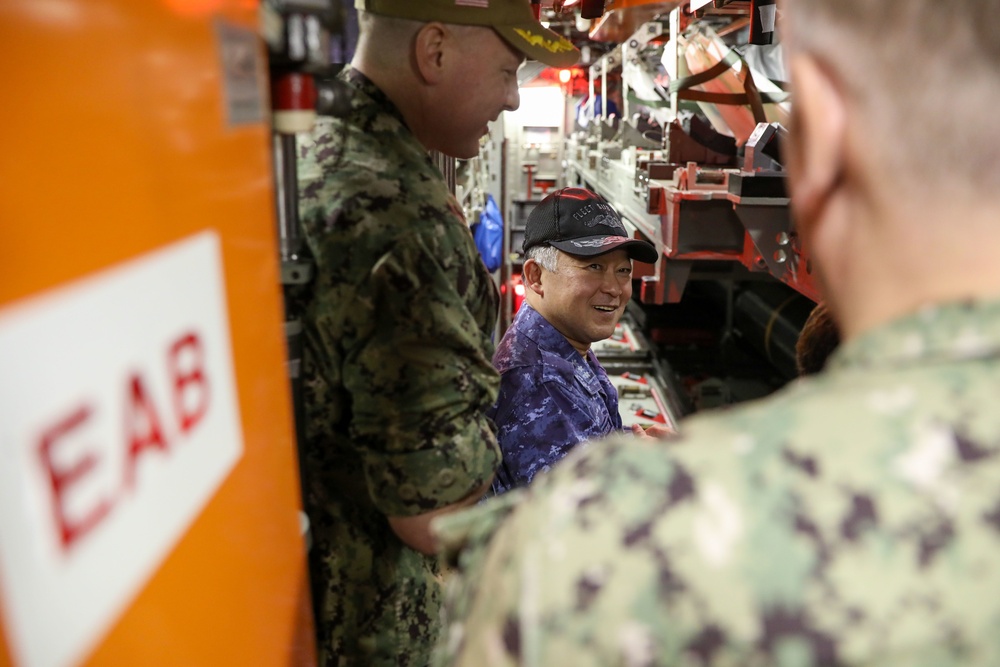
[456,0,489,6]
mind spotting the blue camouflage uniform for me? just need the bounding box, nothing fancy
[434,298,1000,666]
[489,303,624,495]
[295,66,501,666]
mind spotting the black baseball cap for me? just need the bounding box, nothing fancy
[355,0,580,68]
[522,187,659,263]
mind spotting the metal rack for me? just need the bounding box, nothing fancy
[565,9,811,306]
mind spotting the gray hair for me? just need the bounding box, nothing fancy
[356,11,424,63]
[526,245,560,272]
[358,12,490,63]
[783,0,1000,195]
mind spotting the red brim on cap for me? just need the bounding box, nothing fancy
[549,236,659,263]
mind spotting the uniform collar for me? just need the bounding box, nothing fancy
[339,65,409,131]
[830,298,1000,372]
[515,304,596,365]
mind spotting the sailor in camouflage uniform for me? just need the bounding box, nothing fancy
[294,0,577,664]
[433,0,1000,664]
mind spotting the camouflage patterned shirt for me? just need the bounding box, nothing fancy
[488,303,624,495]
[434,298,1000,666]
[296,66,501,666]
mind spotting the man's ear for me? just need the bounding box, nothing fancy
[522,259,545,297]
[786,53,847,236]
[413,22,448,84]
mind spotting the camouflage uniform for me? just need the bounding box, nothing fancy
[434,299,1000,666]
[296,66,501,666]
[489,303,624,495]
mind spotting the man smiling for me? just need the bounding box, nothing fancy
[488,187,658,495]
[295,0,578,663]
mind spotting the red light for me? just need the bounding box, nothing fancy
[510,275,527,314]
[559,69,572,84]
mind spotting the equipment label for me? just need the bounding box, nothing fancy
[0,231,244,667]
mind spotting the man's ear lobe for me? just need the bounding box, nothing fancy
[787,53,847,229]
[522,259,545,296]
[414,22,447,84]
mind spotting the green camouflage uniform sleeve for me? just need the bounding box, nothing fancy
[347,227,501,516]
[296,76,501,519]
[295,67,502,666]
[436,300,1000,667]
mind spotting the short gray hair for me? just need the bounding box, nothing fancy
[357,11,423,63]
[785,0,1000,195]
[526,245,559,272]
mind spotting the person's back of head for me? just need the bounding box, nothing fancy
[786,0,1000,198]
[354,11,421,68]
[782,0,1000,341]
[796,301,840,376]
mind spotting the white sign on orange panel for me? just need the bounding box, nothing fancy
[0,231,244,667]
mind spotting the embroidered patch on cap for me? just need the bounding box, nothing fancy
[512,27,578,53]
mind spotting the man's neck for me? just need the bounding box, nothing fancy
[829,206,1000,341]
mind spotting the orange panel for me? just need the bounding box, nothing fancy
[0,0,313,665]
